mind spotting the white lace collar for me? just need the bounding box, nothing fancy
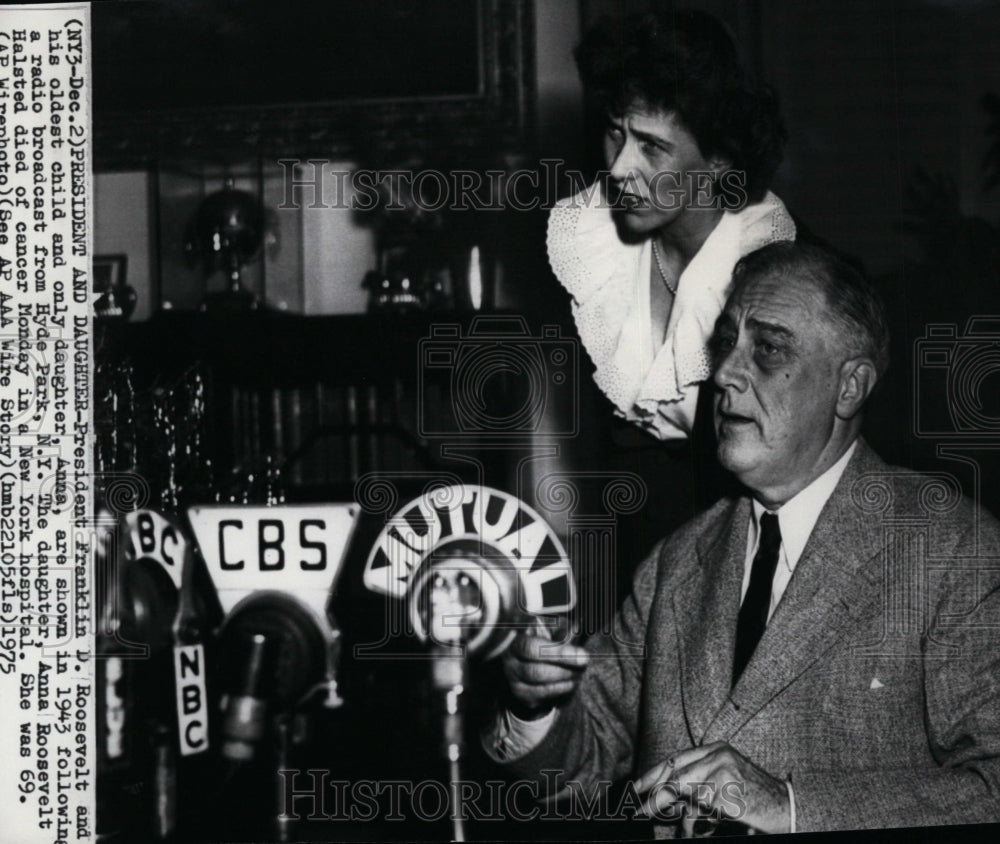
[547,184,795,440]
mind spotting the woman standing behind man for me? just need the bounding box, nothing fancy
[549,9,794,442]
[547,9,796,574]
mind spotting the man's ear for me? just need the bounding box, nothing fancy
[836,357,878,420]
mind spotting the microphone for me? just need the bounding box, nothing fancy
[364,484,577,841]
[408,539,523,661]
[408,542,528,844]
[220,633,269,762]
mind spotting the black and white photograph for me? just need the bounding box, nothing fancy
[4,0,1000,842]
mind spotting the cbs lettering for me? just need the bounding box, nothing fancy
[217,518,329,571]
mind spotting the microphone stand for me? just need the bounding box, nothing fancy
[431,645,468,843]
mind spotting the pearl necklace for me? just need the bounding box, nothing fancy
[651,239,678,296]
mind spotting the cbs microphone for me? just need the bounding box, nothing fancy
[220,633,270,762]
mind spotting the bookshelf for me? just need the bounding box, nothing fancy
[96,310,515,503]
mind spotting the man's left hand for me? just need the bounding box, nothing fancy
[634,741,791,835]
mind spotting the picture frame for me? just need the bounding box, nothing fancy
[92,0,534,170]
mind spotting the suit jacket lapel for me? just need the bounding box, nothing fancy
[703,441,888,741]
[673,498,750,743]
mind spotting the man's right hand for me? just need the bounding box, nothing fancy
[501,632,590,716]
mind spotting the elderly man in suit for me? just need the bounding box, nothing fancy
[489,241,1000,834]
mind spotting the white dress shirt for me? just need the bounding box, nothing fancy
[742,441,857,618]
[486,443,859,830]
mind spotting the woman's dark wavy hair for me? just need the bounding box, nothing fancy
[575,9,787,203]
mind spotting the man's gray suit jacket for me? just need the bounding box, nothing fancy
[507,440,1000,833]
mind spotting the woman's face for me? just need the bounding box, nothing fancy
[603,105,725,237]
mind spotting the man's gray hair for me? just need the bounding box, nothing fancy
[731,241,891,377]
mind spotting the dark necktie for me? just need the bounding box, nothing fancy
[732,512,782,685]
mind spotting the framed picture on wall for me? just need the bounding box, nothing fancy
[92,0,534,168]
